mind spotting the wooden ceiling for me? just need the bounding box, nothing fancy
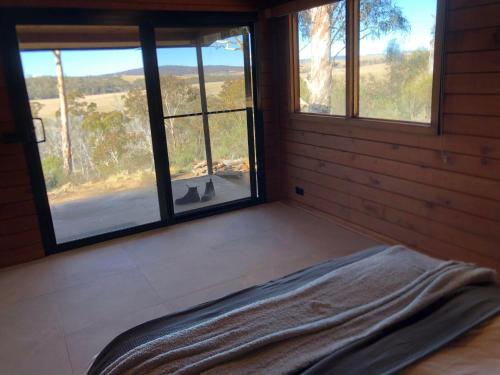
[17,25,245,50]
[0,0,320,17]
[0,0,262,11]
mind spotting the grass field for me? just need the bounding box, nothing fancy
[301,62,388,78]
[37,92,125,118]
[35,62,387,119]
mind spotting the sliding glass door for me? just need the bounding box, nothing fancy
[17,25,162,244]
[5,15,260,251]
[155,27,255,214]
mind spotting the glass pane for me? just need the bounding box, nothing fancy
[166,115,207,213]
[359,0,436,123]
[156,27,254,215]
[156,45,202,116]
[297,1,346,115]
[166,115,206,179]
[18,25,161,243]
[201,28,249,112]
[209,111,251,198]
[210,110,250,165]
[168,114,251,214]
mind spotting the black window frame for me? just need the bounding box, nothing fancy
[0,7,266,255]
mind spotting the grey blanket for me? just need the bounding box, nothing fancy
[101,245,496,375]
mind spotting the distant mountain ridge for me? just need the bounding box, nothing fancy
[114,65,244,76]
[24,64,246,100]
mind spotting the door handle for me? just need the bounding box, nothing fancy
[33,117,46,143]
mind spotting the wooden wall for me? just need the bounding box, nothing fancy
[278,0,500,269]
[3,0,498,270]
[0,57,45,267]
[258,15,282,201]
[0,0,280,268]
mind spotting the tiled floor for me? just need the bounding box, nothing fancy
[0,202,380,375]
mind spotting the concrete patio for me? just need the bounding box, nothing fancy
[50,174,250,243]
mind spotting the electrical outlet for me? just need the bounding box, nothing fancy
[295,186,304,196]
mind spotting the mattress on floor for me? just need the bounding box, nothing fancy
[88,245,500,375]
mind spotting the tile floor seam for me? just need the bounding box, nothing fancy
[52,264,142,294]
[207,229,274,252]
[62,300,168,342]
[135,262,167,305]
[165,274,249,306]
[63,333,78,375]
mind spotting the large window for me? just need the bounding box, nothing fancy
[18,25,162,243]
[9,17,259,251]
[297,1,346,116]
[155,27,253,214]
[296,0,442,129]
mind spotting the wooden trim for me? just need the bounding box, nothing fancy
[346,0,359,117]
[432,0,447,133]
[290,14,301,112]
[289,113,437,135]
[266,0,339,18]
[346,0,353,117]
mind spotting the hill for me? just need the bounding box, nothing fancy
[112,65,244,76]
[25,65,244,100]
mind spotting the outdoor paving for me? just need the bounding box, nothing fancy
[51,174,250,243]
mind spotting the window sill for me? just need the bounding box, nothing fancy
[289,112,439,136]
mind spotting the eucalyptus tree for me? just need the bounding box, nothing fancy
[298,0,410,113]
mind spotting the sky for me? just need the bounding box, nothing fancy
[21,39,244,77]
[299,0,437,58]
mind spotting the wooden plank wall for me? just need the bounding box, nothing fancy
[0,0,280,268]
[278,0,500,269]
[258,14,282,201]
[0,58,45,267]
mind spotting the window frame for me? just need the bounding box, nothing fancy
[0,7,265,256]
[291,0,446,135]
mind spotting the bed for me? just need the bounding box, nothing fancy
[88,245,500,375]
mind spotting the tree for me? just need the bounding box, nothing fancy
[304,5,333,112]
[385,43,432,121]
[123,75,198,147]
[53,49,73,175]
[81,110,134,175]
[218,79,245,109]
[29,101,43,117]
[299,0,410,112]
[161,75,198,146]
[122,88,156,171]
[123,88,149,124]
[56,91,96,118]
[359,42,432,122]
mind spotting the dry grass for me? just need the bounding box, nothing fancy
[37,92,126,119]
[204,81,224,96]
[359,63,387,77]
[120,75,143,83]
[36,81,225,119]
[302,62,388,79]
